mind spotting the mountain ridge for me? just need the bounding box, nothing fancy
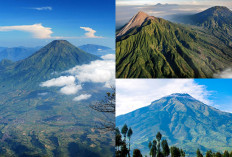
[0,40,113,156]
[117,11,155,37]
[0,40,99,90]
[116,10,232,78]
[116,93,232,156]
[191,6,232,28]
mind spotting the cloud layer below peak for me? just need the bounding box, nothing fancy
[40,54,115,101]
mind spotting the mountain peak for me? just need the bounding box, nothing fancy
[135,11,149,18]
[3,40,99,87]
[117,11,150,37]
[206,6,232,15]
[192,6,232,28]
[163,93,195,100]
[210,6,230,11]
[169,93,191,97]
[49,40,71,46]
[116,92,232,156]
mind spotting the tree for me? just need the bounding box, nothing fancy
[121,124,128,141]
[224,151,229,157]
[121,142,129,157]
[206,150,213,157]
[148,141,152,150]
[157,152,164,157]
[197,149,203,157]
[115,127,120,135]
[180,149,185,157]
[150,140,157,157]
[170,146,181,157]
[161,139,170,157]
[89,88,115,131]
[127,127,133,157]
[229,151,232,157]
[156,132,162,154]
[116,133,122,151]
[216,152,222,157]
[133,149,143,157]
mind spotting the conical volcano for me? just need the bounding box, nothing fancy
[116,93,232,156]
[116,11,232,78]
[0,40,99,90]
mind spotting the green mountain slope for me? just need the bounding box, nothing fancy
[116,11,232,78]
[0,40,114,156]
[172,6,232,46]
[116,93,232,156]
[0,40,99,90]
[190,6,232,29]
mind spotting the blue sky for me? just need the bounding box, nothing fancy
[116,79,232,116]
[195,79,232,113]
[0,0,115,48]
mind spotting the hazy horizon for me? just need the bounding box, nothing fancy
[116,2,232,28]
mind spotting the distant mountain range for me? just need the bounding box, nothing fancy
[116,6,232,78]
[116,93,232,156]
[0,47,40,62]
[78,44,114,57]
[0,44,114,62]
[0,40,114,156]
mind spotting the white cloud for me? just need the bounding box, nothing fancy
[98,49,102,51]
[33,7,52,11]
[73,94,92,101]
[213,68,232,78]
[0,24,53,39]
[40,54,115,98]
[116,79,212,116]
[60,84,82,95]
[0,24,104,40]
[80,27,103,38]
[67,55,115,87]
[40,76,75,87]
[40,76,82,95]
[101,54,115,60]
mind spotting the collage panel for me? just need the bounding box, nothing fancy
[116,0,232,78]
[116,0,232,157]
[0,0,115,156]
[116,79,232,156]
[0,0,231,156]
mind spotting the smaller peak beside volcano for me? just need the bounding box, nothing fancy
[192,6,232,28]
[202,6,232,17]
[208,6,231,12]
[117,11,151,37]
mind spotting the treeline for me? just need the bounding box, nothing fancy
[197,149,232,157]
[116,124,232,157]
[115,124,184,157]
